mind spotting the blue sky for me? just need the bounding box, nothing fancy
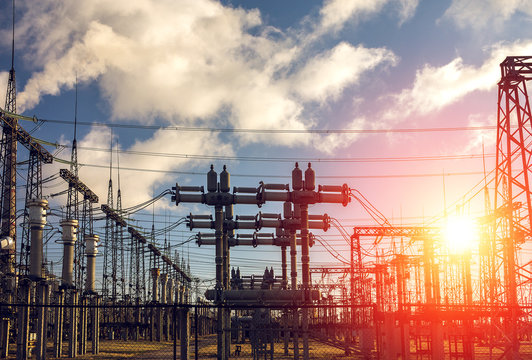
[1,0,531,289]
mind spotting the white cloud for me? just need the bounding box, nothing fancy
[47,126,235,209]
[443,0,532,30]
[316,0,419,35]
[397,0,420,25]
[385,40,532,120]
[291,42,397,102]
[311,116,369,154]
[318,0,388,33]
[462,113,496,154]
[8,0,397,150]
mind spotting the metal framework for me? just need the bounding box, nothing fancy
[494,56,532,359]
[102,151,115,299]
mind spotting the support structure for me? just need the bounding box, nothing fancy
[495,56,532,359]
[173,163,349,360]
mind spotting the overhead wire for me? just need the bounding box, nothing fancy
[34,116,498,134]
[50,159,486,179]
[56,143,495,164]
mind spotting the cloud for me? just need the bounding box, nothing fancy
[316,0,419,35]
[397,0,420,25]
[462,113,496,154]
[8,0,397,150]
[47,126,235,209]
[385,40,532,120]
[443,0,532,30]
[318,0,388,33]
[291,42,397,102]
[311,116,369,154]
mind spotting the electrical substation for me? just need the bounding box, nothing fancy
[2,2,532,360]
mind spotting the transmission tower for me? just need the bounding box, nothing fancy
[494,56,532,359]
[0,0,18,275]
[66,80,85,290]
[0,2,17,356]
[115,147,126,299]
[102,135,114,299]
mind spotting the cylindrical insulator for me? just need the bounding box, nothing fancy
[167,278,175,304]
[184,287,189,304]
[160,273,168,304]
[175,282,181,304]
[220,165,230,193]
[293,204,301,219]
[151,268,160,302]
[225,205,233,220]
[305,162,315,191]
[85,234,99,293]
[283,202,292,219]
[60,219,78,287]
[264,183,288,190]
[28,199,48,280]
[179,285,185,304]
[207,164,217,192]
[236,215,255,221]
[292,162,303,191]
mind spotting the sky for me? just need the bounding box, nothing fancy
[1,0,531,293]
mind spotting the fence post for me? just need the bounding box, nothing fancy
[180,306,190,360]
[173,305,177,360]
[195,306,199,360]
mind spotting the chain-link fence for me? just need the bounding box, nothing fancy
[2,301,532,359]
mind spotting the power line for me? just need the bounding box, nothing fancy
[67,161,485,179]
[58,144,495,163]
[38,117,496,134]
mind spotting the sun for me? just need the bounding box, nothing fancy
[443,215,479,254]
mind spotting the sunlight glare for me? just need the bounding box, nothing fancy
[443,216,479,254]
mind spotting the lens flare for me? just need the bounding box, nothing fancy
[443,216,479,254]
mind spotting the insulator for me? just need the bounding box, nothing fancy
[233,186,257,193]
[283,201,292,219]
[179,185,204,192]
[225,204,233,220]
[189,213,212,220]
[305,162,315,191]
[220,165,230,192]
[292,162,303,191]
[293,204,301,219]
[319,185,342,192]
[236,215,255,221]
[60,219,78,288]
[259,212,280,219]
[207,164,217,192]
[28,199,48,280]
[308,214,325,221]
[237,234,253,239]
[264,183,289,190]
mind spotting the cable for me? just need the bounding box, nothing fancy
[57,143,495,164]
[37,117,498,134]
[53,158,485,179]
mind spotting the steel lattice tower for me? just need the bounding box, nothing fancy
[115,148,126,299]
[494,56,532,359]
[102,137,114,299]
[0,2,17,356]
[67,80,84,290]
[0,0,18,273]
